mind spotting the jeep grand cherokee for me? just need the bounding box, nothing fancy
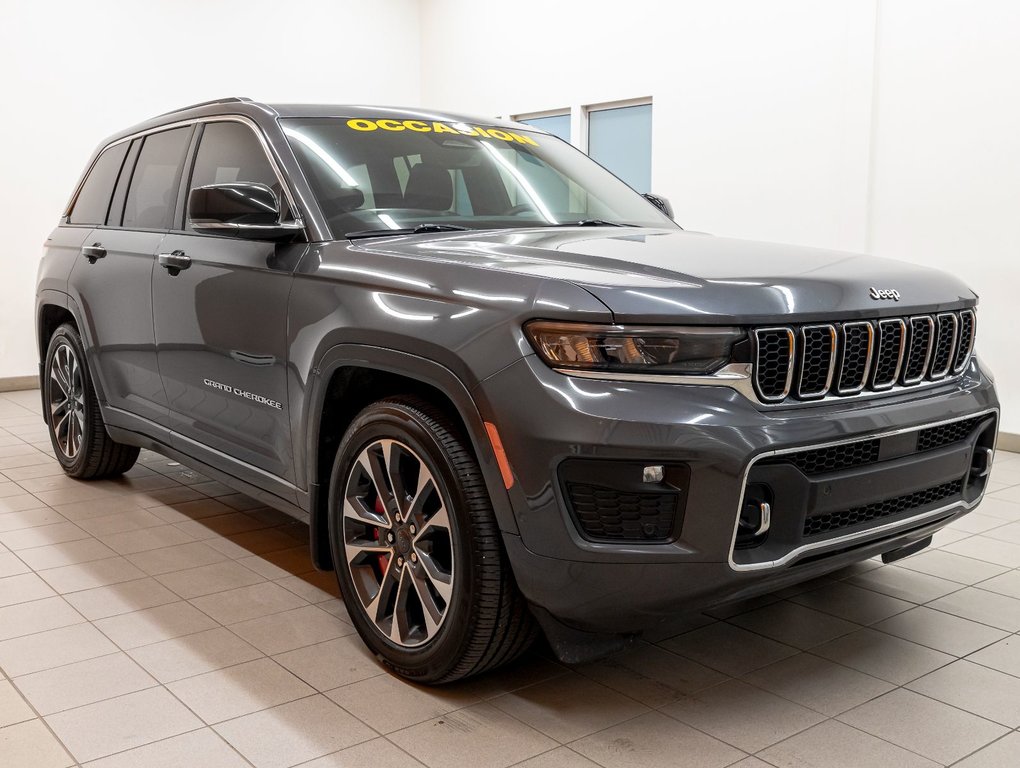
[36,97,998,682]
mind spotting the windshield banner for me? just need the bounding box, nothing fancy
[345,118,539,145]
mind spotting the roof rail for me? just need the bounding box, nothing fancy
[157,97,254,117]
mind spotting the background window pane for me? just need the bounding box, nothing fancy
[587,104,652,193]
[519,114,571,143]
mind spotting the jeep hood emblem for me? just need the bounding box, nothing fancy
[869,287,901,301]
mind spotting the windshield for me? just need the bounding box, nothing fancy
[281,116,676,237]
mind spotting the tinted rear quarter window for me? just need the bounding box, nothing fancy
[67,143,129,225]
[123,127,192,230]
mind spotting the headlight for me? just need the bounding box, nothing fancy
[524,321,746,375]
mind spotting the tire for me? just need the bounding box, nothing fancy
[327,397,536,683]
[43,323,139,479]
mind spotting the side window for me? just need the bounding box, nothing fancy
[106,140,140,226]
[393,154,422,194]
[122,127,191,230]
[187,121,287,230]
[489,145,574,216]
[451,171,473,215]
[67,143,129,225]
[345,164,374,208]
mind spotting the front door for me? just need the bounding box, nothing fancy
[151,120,303,490]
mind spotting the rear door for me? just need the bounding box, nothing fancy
[67,126,194,428]
[46,141,131,305]
[152,120,303,492]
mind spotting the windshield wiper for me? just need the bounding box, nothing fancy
[550,219,635,227]
[345,223,473,239]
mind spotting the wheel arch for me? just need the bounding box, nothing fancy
[37,303,77,358]
[304,344,518,571]
[36,292,80,417]
[37,293,109,405]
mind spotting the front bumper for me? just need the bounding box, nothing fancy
[477,354,998,634]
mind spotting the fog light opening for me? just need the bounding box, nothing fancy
[965,445,994,494]
[736,483,773,549]
[971,447,993,480]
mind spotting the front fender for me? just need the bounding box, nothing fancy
[301,343,519,570]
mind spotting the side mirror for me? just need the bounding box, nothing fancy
[188,183,303,239]
[643,193,674,220]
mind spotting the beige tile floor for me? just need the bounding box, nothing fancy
[0,387,1018,767]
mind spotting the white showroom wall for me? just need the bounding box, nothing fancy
[421,0,1020,432]
[0,0,422,382]
[420,0,877,250]
[867,1,1020,431]
[4,0,1019,431]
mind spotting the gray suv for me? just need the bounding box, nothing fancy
[37,97,998,682]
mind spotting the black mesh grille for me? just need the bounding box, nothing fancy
[872,320,904,388]
[798,326,835,397]
[803,479,963,537]
[784,440,881,475]
[567,483,677,541]
[953,311,975,373]
[767,415,983,477]
[917,417,981,452]
[838,323,872,393]
[753,309,976,404]
[754,329,793,400]
[902,317,932,383]
[930,314,957,377]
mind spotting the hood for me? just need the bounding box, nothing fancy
[376,227,976,324]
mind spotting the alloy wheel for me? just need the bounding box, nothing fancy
[48,342,86,459]
[342,439,455,648]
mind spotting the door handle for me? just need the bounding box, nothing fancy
[158,250,191,276]
[81,243,106,264]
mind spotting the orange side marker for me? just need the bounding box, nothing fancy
[484,421,515,490]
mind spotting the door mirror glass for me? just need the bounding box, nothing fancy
[643,192,674,220]
[188,183,301,239]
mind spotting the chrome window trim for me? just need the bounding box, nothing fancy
[796,324,837,399]
[902,315,935,386]
[929,312,959,381]
[953,309,977,375]
[871,318,907,391]
[727,407,999,572]
[63,115,304,231]
[753,327,796,402]
[192,221,305,232]
[836,321,874,395]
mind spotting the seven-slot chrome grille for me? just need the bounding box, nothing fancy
[752,309,976,403]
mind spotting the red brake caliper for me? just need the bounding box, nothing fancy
[373,495,390,575]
